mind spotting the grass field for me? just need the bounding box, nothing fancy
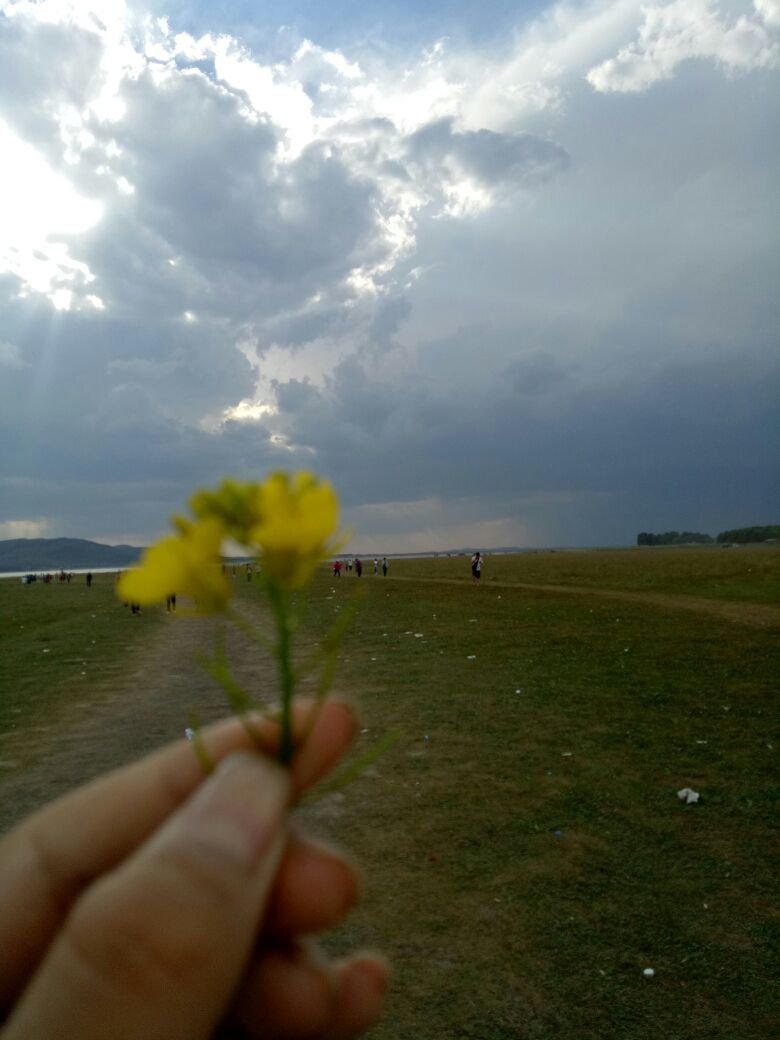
[0,573,161,746]
[391,545,780,603]
[2,547,779,1039]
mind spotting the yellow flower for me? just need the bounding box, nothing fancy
[117,517,231,612]
[190,479,262,545]
[250,471,340,588]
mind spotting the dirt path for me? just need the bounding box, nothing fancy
[387,575,780,628]
[0,602,282,834]
[3,576,774,834]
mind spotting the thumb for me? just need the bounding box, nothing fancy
[5,753,290,1040]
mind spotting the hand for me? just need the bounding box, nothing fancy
[0,700,388,1039]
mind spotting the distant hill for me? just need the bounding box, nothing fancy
[0,538,144,573]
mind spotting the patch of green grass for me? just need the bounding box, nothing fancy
[392,545,780,604]
[5,552,778,1039]
[0,574,161,744]
[235,560,779,1039]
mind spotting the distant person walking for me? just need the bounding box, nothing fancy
[166,594,177,613]
[382,557,388,577]
[373,558,378,575]
[471,552,482,582]
[355,557,363,577]
[333,560,342,578]
[86,572,92,587]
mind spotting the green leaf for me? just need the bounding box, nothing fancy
[304,729,401,804]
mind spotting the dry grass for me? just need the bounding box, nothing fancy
[393,545,780,603]
[2,548,778,1039]
[263,550,779,1039]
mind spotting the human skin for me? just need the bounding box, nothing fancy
[0,700,388,1039]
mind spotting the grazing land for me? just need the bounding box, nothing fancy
[396,545,780,603]
[0,574,162,744]
[2,547,779,1039]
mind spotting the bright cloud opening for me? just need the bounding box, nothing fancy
[0,119,102,307]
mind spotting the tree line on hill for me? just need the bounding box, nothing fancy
[637,525,779,546]
[715,525,780,544]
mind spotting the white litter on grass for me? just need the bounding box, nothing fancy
[561,752,573,757]
[42,648,50,653]
[414,633,424,638]
[468,618,478,622]
[515,688,522,694]
[467,654,477,660]
[695,740,708,745]
[677,787,700,804]
[643,968,655,978]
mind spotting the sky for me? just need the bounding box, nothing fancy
[0,0,778,552]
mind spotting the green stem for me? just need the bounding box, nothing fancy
[269,582,295,765]
[225,604,274,654]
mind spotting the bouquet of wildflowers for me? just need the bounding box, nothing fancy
[118,471,354,768]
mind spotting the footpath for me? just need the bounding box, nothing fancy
[387,575,780,629]
[0,602,279,834]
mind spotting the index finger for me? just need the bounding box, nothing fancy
[0,698,357,1010]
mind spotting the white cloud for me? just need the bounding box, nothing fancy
[755,0,780,25]
[406,117,570,215]
[0,118,102,305]
[347,496,531,552]
[0,518,50,539]
[0,340,25,368]
[587,0,779,93]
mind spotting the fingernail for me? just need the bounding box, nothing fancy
[179,752,290,869]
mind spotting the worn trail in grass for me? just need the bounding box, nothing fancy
[387,574,780,629]
[0,591,279,834]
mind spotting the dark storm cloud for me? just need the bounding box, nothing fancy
[407,117,571,188]
[1,3,777,548]
[59,72,381,327]
[0,16,103,157]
